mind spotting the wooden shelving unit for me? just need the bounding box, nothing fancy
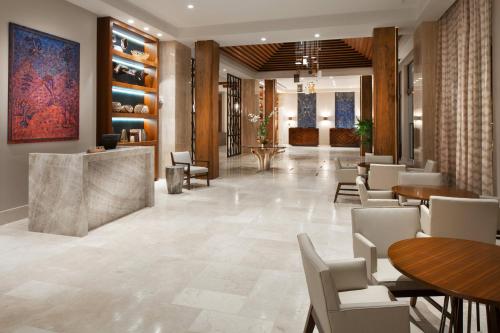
[97,17,160,178]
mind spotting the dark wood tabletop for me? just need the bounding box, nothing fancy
[391,185,478,201]
[388,238,500,306]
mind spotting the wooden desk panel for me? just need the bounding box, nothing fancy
[289,128,319,146]
[330,128,360,147]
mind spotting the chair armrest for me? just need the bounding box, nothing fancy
[365,199,400,207]
[420,205,430,234]
[416,231,431,238]
[335,169,358,183]
[193,159,210,167]
[324,258,368,291]
[335,302,410,333]
[407,167,424,172]
[367,190,394,199]
[353,233,377,275]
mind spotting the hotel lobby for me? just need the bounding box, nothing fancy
[1,0,500,332]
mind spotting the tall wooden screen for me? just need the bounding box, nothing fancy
[227,74,242,157]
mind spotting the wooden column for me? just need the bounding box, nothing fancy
[264,79,277,144]
[372,27,398,162]
[360,75,373,156]
[195,40,219,178]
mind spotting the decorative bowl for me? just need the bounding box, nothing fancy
[131,50,150,61]
[112,102,122,112]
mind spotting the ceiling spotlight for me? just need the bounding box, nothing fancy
[157,33,163,37]
[329,76,333,79]
[314,33,320,38]
[187,4,194,9]
[127,19,135,24]
[143,27,149,31]
[223,68,227,72]
[261,37,267,42]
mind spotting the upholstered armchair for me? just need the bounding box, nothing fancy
[356,177,399,208]
[368,164,407,190]
[419,196,498,243]
[407,160,438,173]
[397,172,443,206]
[351,207,430,298]
[333,158,358,203]
[364,153,394,164]
[171,151,209,189]
[297,233,410,333]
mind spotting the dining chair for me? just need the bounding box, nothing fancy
[171,151,210,189]
[364,153,394,164]
[356,177,400,208]
[407,160,438,173]
[297,233,410,333]
[397,172,443,206]
[368,164,407,190]
[333,158,358,203]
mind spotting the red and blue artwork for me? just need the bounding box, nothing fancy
[8,23,79,143]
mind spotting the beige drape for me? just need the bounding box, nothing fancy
[435,0,493,195]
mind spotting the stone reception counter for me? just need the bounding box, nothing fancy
[28,147,154,237]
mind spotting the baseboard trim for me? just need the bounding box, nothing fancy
[0,205,28,225]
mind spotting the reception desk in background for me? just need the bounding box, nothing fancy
[289,128,319,146]
[330,128,360,147]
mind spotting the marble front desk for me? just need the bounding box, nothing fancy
[29,147,154,237]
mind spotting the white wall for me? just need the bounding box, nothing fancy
[0,0,97,224]
[494,0,500,195]
[279,90,360,145]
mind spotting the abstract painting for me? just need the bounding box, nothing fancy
[297,93,316,128]
[335,92,355,128]
[8,23,80,143]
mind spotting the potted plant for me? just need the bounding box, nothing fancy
[248,111,274,146]
[354,118,373,154]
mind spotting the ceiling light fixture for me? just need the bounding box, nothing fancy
[157,33,163,37]
[143,27,149,31]
[261,37,267,42]
[314,33,320,38]
[187,4,194,9]
[127,19,134,24]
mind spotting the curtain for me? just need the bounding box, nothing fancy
[435,0,493,195]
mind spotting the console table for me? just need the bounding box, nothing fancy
[289,128,319,146]
[28,147,154,237]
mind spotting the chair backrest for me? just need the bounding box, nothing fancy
[480,195,500,231]
[368,164,407,190]
[297,233,339,333]
[356,176,369,206]
[333,158,342,170]
[171,151,192,165]
[424,160,438,172]
[352,207,420,257]
[398,172,443,186]
[365,153,393,164]
[426,196,498,244]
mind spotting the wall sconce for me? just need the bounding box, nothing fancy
[288,117,293,121]
[322,116,329,121]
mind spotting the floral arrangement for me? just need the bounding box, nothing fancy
[248,111,274,145]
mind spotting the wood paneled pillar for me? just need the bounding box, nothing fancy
[372,27,398,162]
[360,75,373,156]
[264,79,278,144]
[195,40,219,179]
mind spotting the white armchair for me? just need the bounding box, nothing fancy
[356,177,399,208]
[368,164,407,190]
[333,158,358,203]
[351,207,430,297]
[419,196,498,244]
[364,153,393,164]
[297,233,410,333]
[407,160,438,173]
[397,172,443,206]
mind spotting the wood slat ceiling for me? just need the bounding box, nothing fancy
[220,37,372,72]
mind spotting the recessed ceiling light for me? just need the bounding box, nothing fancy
[187,4,194,9]
[223,68,227,72]
[127,19,134,24]
[157,33,163,37]
[261,37,267,42]
[143,27,149,31]
[329,76,333,79]
[314,33,320,38]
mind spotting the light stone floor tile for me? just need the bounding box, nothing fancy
[0,146,491,332]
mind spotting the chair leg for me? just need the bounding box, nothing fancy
[303,305,315,333]
[410,297,417,307]
[334,183,341,203]
[439,296,449,333]
[206,174,210,187]
[467,300,472,333]
[187,174,191,190]
[476,302,480,332]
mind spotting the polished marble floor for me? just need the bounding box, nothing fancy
[0,146,487,332]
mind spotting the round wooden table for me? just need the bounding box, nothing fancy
[245,146,285,171]
[389,238,500,332]
[392,185,478,205]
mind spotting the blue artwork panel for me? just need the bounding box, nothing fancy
[297,93,316,128]
[335,92,355,128]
